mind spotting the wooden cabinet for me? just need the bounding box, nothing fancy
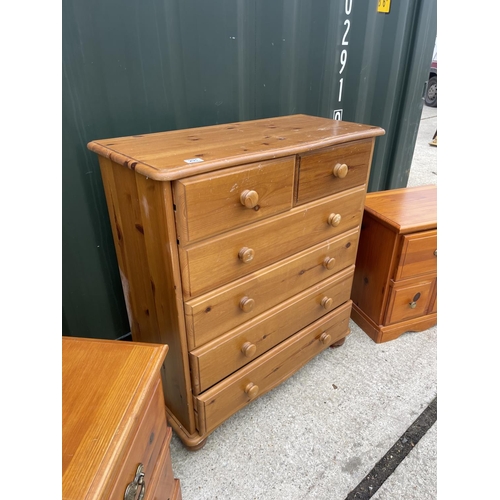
[62,337,181,500]
[350,185,437,343]
[88,114,385,449]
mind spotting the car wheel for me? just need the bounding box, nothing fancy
[425,75,437,107]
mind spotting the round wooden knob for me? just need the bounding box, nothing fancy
[328,213,341,227]
[240,189,259,208]
[323,257,336,270]
[333,163,349,178]
[239,296,255,313]
[241,342,257,357]
[245,382,259,400]
[319,332,332,345]
[238,247,255,263]
[321,296,333,310]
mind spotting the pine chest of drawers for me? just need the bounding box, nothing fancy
[88,114,385,449]
[350,185,437,343]
[62,337,182,499]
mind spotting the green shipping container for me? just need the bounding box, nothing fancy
[62,0,437,340]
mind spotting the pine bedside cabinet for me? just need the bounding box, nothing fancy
[62,337,182,499]
[88,114,385,450]
[350,184,437,343]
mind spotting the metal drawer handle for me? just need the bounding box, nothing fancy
[409,292,421,309]
[124,464,146,500]
[434,249,437,257]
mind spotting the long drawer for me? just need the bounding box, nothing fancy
[184,228,359,348]
[179,185,365,298]
[194,301,352,435]
[173,156,295,244]
[190,265,355,394]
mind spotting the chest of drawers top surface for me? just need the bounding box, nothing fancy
[62,337,169,499]
[364,184,437,233]
[87,114,384,181]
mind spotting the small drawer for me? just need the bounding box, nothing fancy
[395,230,437,280]
[190,265,355,394]
[385,276,435,325]
[296,139,374,205]
[173,156,295,244]
[185,229,359,349]
[194,301,352,435]
[179,185,365,298]
[109,379,168,499]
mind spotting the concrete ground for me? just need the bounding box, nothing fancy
[169,104,438,500]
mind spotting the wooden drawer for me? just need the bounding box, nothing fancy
[144,428,182,500]
[385,276,436,325]
[109,379,168,499]
[179,185,365,298]
[194,301,352,435]
[185,229,359,348]
[395,230,437,280]
[173,156,295,244]
[296,139,373,205]
[190,265,355,394]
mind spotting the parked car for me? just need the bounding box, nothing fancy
[425,58,437,107]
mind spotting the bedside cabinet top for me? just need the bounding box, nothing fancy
[87,114,384,181]
[62,337,168,499]
[364,184,437,234]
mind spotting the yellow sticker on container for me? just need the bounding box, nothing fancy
[377,0,391,13]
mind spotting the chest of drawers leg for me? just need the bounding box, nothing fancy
[89,115,384,449]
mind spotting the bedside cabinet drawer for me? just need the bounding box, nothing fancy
[194,301,352,435]
[189,266,355,393]
[296,139,373,205]
[395,230,437,280]
[179,186,365,297]
[109,379,168,499]
[385,276,435,325]
[173,156,295,244]
[184,229,359,348]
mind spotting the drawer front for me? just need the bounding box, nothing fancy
[109,379,168,499]
[173,156,295,244]
[180,185,365,297]
[190,266,355,394]
[144,428,177,500]
[385,276,436,325]
[194,301,352,435]
[185,229,359,348]
[395,230,437,280]
[296,139,373,205]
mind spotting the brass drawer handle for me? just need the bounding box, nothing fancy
[328,213,342,227]
[323,256,336,270]
[239,296,255,313]
[238,247,255,263]
[321,296,333,310]
[124,464,146,500]
[245,382,259,400]
[319,332,332,345]
[333,163,349,178]
[241,341,257,357]
[240,189,259,208]
[409,292,421,309]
